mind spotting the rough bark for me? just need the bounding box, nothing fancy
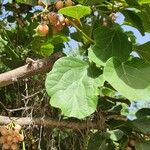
[0,52,63,88]
[0,116,105,130]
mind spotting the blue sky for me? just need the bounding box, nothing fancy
[116,13,150,44]
[66,12,150,52]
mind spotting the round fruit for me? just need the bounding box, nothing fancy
[109,13,117,21]
[55,1,64,10]
[47,12,58,26]
[12,137,19,143]
[14,124,22,132]
[18,134,24,141]
[7,135,13,142]
[36,24,49,36]
[32,144,37,150]
[7,129,14,135]
[11,143,17,150]
[126,146,132,150]
[65,0,73,6]
[1,127,8,136]
[129,139,136,147]
[0,136,7,144]
[3,143,10,149]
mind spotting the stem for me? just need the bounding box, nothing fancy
[70,20,95,44]
[22,130,26,150]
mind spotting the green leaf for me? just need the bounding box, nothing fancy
[138,5,150,32]
[136,108,150,118]
[45,57,104,118]
[58,5,91,20]
[16,0,37,5]
[108,129,124,141]
[77,0,106,5]
[87,132,111,150]
[138,0,150,4]
[125,0,140,7]
[50,35,69,44]
[131,118,150,134]
[40,43,54,57]
[88,27,132,66]
[136,42,150,62]
[122,10,145,35]
[104,57,150,101]
[135,141,150,150]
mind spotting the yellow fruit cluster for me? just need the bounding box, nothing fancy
[0,124,24,150]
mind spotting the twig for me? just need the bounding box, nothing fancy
[70,20,95,44]
[106,114,127,121]
[21,90,43,101]
[102,96,131,106]
[0,101,32,113]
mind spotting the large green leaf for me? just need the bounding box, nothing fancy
[125,0,140,7]
[136,42,150,62]
[45,57,104,118]
[58,5,91,20]
[138,5,150,32]
[136,108,150,118]
[122,10,145,35]
[88,27,132,66]
[135,141,150,150]
[131,118,150,134]
[87,132,114,150]
[138,0,150,4]
[104,57,150,101]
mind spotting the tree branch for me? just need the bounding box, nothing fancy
[0,52,63,88]
[102,96,131,106]
[0,116,105,130]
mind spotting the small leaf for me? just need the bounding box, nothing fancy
[136,108,150,118]
[16,0,37,5]
[87,132,111,150]
[136,42,150,62]
[45,57,104,118]
[58,5,91,20]
[88,27,132,66]
[108,129,124,141]
[138,0,150,4]
[40,43,54,57]
[131,118,150,134]
[104,57,150,101]
[125,0,140,7]
[138,5,150,32]
[135,141,150,150]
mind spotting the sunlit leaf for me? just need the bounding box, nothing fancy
[58,5,91,20]
[45,57,104,118]
[104,57,150,101]
[136,42,150,62]
[88,27,132,66]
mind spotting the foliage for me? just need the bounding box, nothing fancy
[0,0,150,149]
